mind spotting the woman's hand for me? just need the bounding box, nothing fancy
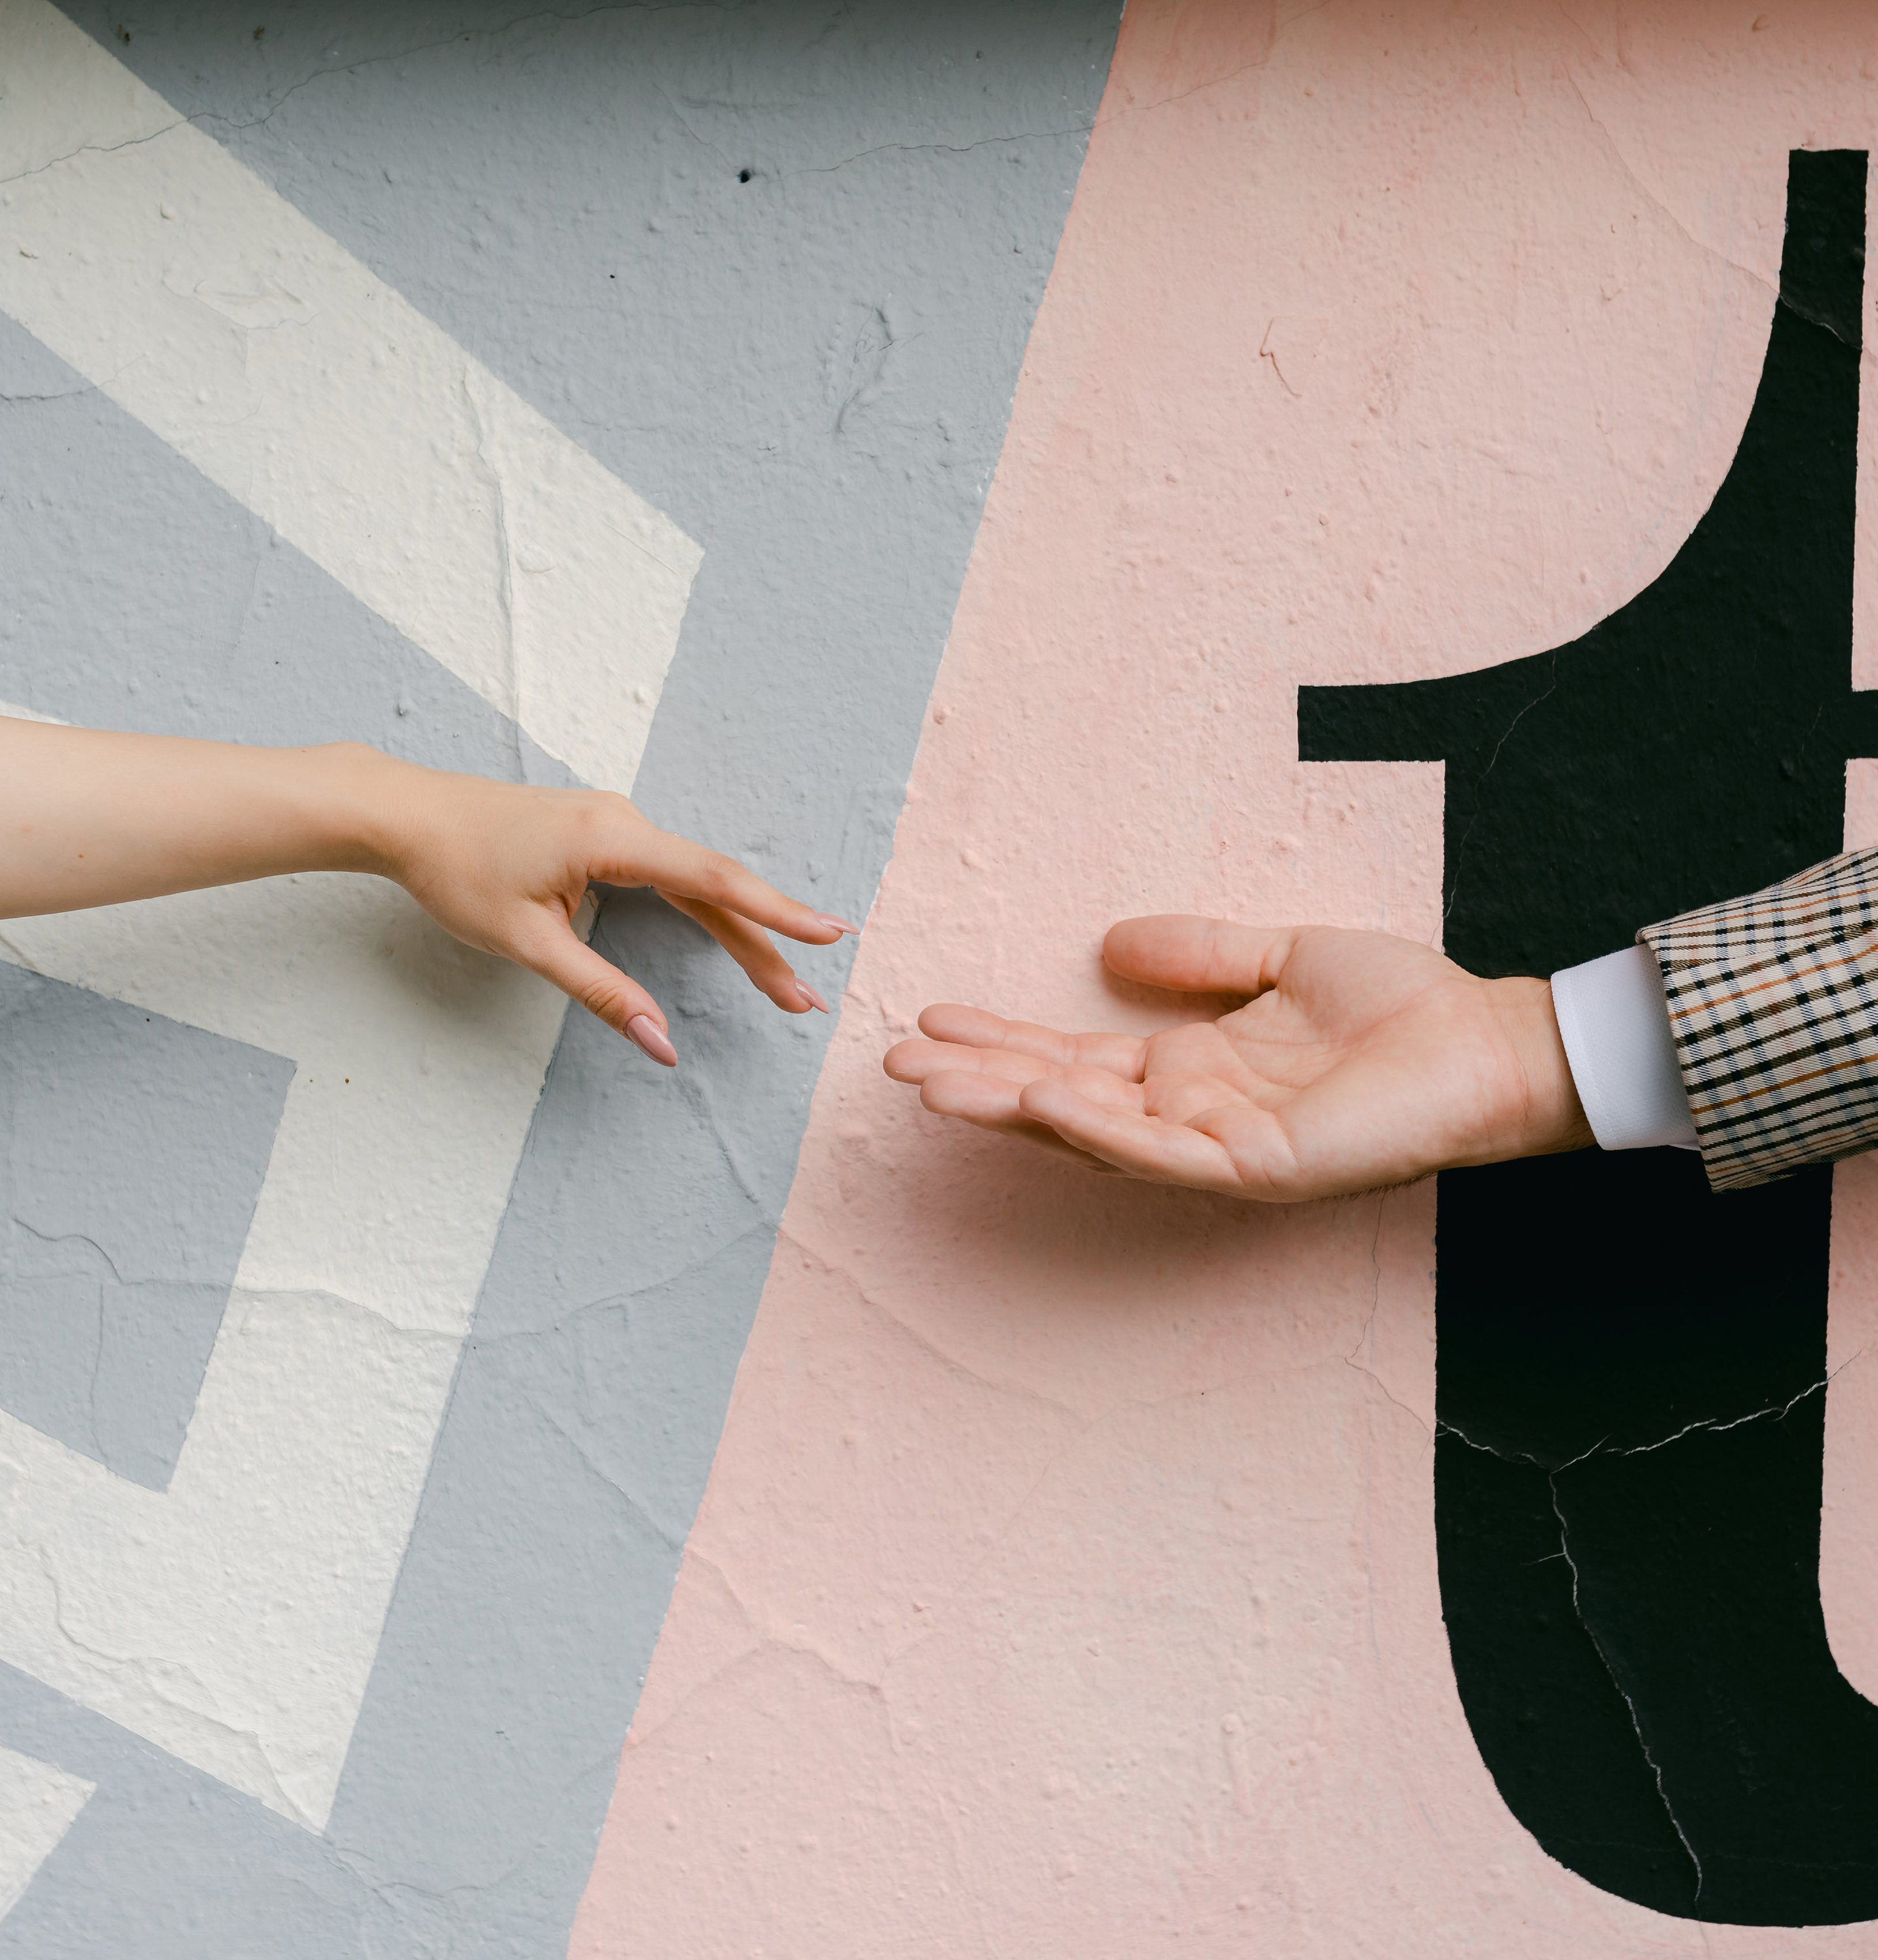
[883,915,1591,1200]
[0,717,855,1066]
[366,760,856,1064]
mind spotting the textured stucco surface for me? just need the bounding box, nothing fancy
[0,2,1117,1950]
[577,2,1878,1953]
[0,965,293,1491]
[17,0,1878,1950]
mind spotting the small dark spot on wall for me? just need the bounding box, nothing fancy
[115,22,129,41]
[253,24,264,39]
[737,168,752,184]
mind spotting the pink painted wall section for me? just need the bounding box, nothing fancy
[575,3,1878,1952]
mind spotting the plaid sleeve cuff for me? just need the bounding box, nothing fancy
[1638,847,1878,1191]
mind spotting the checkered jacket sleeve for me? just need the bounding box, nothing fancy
[1639,847,1878,1190]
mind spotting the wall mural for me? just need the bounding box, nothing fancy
[0,1,1116,1951]
[10,1,1878,1955]
[1304,149,1878,1924]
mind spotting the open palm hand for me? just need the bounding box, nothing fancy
[883,916,1590,1201]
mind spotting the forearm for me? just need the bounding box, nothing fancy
[0,717,404,919]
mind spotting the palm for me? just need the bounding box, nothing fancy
[883,917,1585,1201]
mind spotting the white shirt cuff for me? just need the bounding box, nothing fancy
[1550,943,1699,1152]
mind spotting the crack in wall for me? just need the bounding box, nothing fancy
[33,1544,310,1826]
[470,1218,774,1344]
[1439,1355,1857,1906]
[0,119,188,190]
[0,382,101,404]
[10,1214,131,1288]
[1097,50,1277,129]
[534,1400,686,1552]
[1546,1475,1706,1901]
[1445,652,1559,929]
[1339,1194,1436,1437]
[1553,56,1776,303]
[1780,289,1859,350]
[781,125,1097,182]
[1602,1367,1841,1458]
[1437,1362,1840,1472]
[1345,1350,1433,1437]
[183,3,736,143]
[776,1223,1085,1419]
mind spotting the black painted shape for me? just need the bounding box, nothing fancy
[1299,151,1878,1925]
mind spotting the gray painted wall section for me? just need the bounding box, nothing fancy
[0,5,1119,1952]
[0,966,293,1490]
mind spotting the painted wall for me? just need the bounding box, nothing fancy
[11,0,1878,1954]
[572,1,1878,1954]
[0,2,1116,1951]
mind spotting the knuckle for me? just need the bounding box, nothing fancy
[597,792,646,836]
[577,977,626,1023]
[699,850,744,898]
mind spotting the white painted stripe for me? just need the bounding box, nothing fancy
[0,1746,93,1920]
[0,0,701,795]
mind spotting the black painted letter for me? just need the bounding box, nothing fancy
[1300,151,1878,1925]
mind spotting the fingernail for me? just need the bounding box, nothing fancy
[814,912,863,936]
[795,981,830,1014]
[626,1014,679,1066]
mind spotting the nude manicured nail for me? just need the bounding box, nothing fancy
[796,981,830,1014]
[814,913,863,936]
[626,1014,679,1066]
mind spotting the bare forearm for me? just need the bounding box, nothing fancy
[0,715,847,1058]
[0,718,400,919]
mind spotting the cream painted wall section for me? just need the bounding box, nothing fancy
[0,0,701,796]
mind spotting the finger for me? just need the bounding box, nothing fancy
[1017,1079,1252,1195]
[883,1036,1052,1088]
[514,914,680,1064]
[659,890,823,1014]
[915,1002,1147,1078]
[916,1069,1123,1174]
[886,1038,1151,1117]
[1102,917,1304,998]
[605,823,854,947]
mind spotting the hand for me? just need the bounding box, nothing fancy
[360,754,856,1066]
[0,717,856,1068]
[883,916,1591,1200]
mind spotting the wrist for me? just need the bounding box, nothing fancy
[1487,974,1595,1160]
[298,742,420,881]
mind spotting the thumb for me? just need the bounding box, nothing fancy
[513,914,680,1065]
[1101,916,1300,997]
